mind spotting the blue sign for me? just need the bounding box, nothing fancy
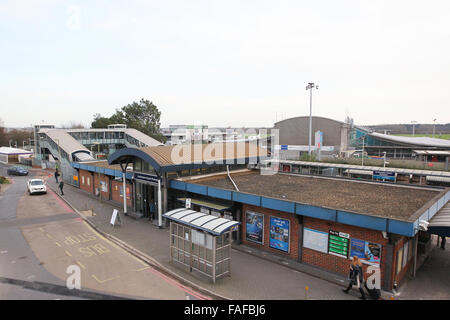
[269,216,290,253]
[349,238,366,260]
[281,145,288,150]
[134,172,162,185]
[373,171,395,181]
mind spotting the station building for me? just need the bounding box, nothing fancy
[168,169,449,291]
[70,140,450,290]
[72,142,268,221]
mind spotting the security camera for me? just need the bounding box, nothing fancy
[418,220,429,231]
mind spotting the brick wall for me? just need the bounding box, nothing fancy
[302,217,391,285]
[92,172,110,200]
[79,169,94,194]
[241,204,300,260]
[111,179,133,207]
[239,203,417,290]
[302,217,406,288]
[391,236,415,287]
[78,169,132,207]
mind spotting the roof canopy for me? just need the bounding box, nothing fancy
[0,147,33,155]
[428,202,450,237]
[108,142,268,173]
[163,208,240,236]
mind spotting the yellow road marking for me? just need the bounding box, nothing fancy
[130,255,148,267]
[76,261,86,270]
[83,223,122,251]
[45,233,53,239]
[39,228,45,232]
[55,242,62,247]
[65,250,72,257]
[91,274,120,284]
[134,266,150,272]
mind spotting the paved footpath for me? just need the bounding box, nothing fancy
[40,170,400,300]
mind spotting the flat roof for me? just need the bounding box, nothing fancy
[267,159,450,178]
[188,171,441,221]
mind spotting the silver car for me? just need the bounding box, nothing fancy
[27,179,47,195]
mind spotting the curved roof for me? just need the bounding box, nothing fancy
[163,208,240,236]
[39,129,92,157]
[369,132,450,148]
[108,142,269,173]
[274,115,345,127]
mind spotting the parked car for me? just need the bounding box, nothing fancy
[27,179,47,195]
[7,166,29,176]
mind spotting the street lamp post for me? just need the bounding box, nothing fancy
[411,121,417,136]
[306,82,319,156]
[433,119,437,138]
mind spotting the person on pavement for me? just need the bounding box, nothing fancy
[59,180,64,196]
[54,170,59,183]
[342,256,367,300]
[441,236,446,250]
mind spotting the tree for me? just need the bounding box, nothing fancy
[91,113,116,128]
[60,121,86,129]
[91,99,165,142]
[0,118,7,147]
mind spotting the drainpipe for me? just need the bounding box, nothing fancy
[227,165,239,191]
[158,178,162,228]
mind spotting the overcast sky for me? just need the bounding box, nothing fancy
[1,0,449,129]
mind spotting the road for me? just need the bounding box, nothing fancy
[0,164,211,300]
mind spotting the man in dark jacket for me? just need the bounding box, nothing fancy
[59,181,64,196]
[55,170,59,183]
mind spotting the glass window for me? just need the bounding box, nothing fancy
[134,159,142,172]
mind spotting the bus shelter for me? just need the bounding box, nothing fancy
[163,208,240,283]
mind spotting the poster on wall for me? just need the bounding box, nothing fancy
[119,186,131,200]
[246,211,264,244]
[303,228,329,253]
[269,216,290,253]
[350,239,382,265]
[328,230,350,258]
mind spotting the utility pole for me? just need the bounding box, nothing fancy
[362,136,365,166]
[411,121,417,136]
[306,82,319,156]
[433,119,437,137]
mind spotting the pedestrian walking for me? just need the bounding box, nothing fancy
[59,180,64,196]
[441,236,446,250]
[54,170,59,183]
[342,256,366,300]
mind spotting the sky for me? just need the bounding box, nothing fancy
[1,0,449,129]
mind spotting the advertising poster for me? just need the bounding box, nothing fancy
[246,211,264,244]
[269,216,290,253]
[350,238,382,265]
[119,186,131,199]
[303,228,329,253]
